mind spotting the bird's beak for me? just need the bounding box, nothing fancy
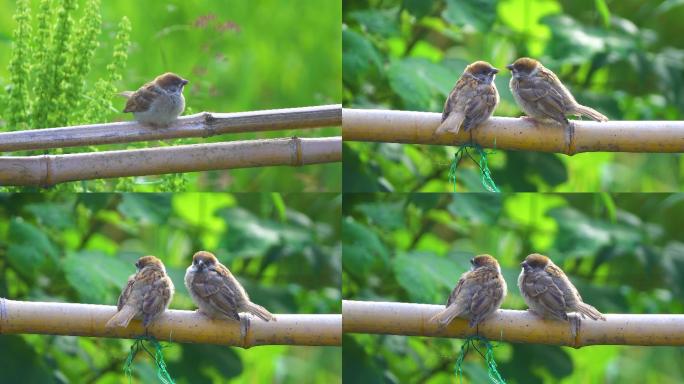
[492,68,499,74]
[506,64,514,71]
[181,79,189,85]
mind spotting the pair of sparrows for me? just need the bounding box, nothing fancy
[105,251,275,329]
[430,253,605,329]
[435,58,608,136]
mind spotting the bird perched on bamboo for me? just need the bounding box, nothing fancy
[106,255,175,329]
[120,72,188,126]
[518,253,606,321]
[430,254,507,329]
[507,57,608,127]
[435,61,500,136]
[184,251,276,322]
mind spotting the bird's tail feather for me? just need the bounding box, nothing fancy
[577,302,606,321]
[246,302,276,322]
[574,105,608,122]
[429,306,464,329]
[105,306,137,329]
[434,113,465,135]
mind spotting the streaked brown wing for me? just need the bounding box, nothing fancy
[141,271,170,322]
[123,83,161,113]
[463,85,497,131]
[193,267,240,321]
[446,275,466,307]
[468,268,504,317]
[524,268,567,319]
[547,264,582,304]
[517,77,566,122]
[442,77,470,122]
[117,275,136,311]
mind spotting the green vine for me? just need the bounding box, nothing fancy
[5,0,130,132]
[6,0,32,131]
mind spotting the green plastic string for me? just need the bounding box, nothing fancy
[448,144,500,193]
[455,335,506,384]
[123,336,175,384]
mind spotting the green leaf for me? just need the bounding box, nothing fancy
[6,218,59,279]
[169,344,243,381]
[504,344,573,382]
[403,0,436,19]
[0,336,55,383]
[408,194,441,211]
[387,58,454,111]
[349,9,400,38]
[655,0,684,15]
[342,336,385,383]
[342,217,388,279]
[342,143,387,192]
[594,0,611,28]
[663,242,684,295]
[355,201,405,230]
[447,194,502,224]
[271,193,286,222]
[63,251,132,304]
[535,153,569,186]
[119,194,172,224]
[455,166,494,192]
[393,251,459,303]
[547,206,611,258]
[8,218,58,258]
[25,201,74,230]
[493,152,568,191]
[218,207,281,259]
[443,0,497,32]
[541,15,610,64]
[77,194,113,213]
[342,29,382,87]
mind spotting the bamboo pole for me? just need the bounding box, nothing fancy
[0,299,341,347]
[342,300,684,347]
[0,136,341,187]
[0,105,341,152]
[342,108,684,155]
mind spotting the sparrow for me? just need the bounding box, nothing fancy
[105,255,175,329]
[184,251,276,322]
[120,72,188,126]
[507,57,608,127]
[430,254,507,329]
[435,61,500,136]
[518,253,606,321]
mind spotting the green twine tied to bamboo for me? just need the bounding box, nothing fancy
[124,336,175,384]
[448,144,500,193]
[455,335,506,384]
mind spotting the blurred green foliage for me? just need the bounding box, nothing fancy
[0,0,341,192]
[342,193,684,383]
[0,192,341,383]
[342,0,684,192]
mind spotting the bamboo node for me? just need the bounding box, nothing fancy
[564,122,577,156]
[43,155,55,187]
[291,137,303,166]
[240,315,252,349]
[0,297,8,326]
[570,314,582,348]
[202,112,218,137]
